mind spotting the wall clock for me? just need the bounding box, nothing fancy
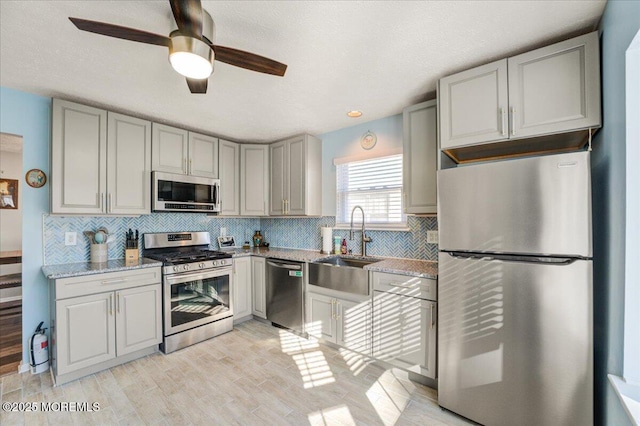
[361,130,377,150]
[25,169,47,188]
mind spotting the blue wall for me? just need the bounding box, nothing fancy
[592,1,640,424]
[320,114,404,216]
[0,87,51,366]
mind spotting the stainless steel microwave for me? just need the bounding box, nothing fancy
[152,171,221,213]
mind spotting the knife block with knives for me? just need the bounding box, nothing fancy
[125,229,139,264]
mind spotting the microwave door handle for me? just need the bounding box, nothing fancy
[214,182,220,209]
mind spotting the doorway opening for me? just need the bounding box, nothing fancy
[0,132,23,376]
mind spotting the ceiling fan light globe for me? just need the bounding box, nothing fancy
[169,35,214,79]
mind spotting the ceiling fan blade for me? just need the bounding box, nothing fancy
[211,45,287,76]
[170,0,203,38]
[186,78,208,94]
[69,17,171,47]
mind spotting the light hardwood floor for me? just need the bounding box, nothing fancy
[0,319,472,425]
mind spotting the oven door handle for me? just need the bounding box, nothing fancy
[165,268,232,285]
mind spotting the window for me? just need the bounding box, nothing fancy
[335,154,405,227]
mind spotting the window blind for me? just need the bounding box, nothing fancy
[336,154,405,226]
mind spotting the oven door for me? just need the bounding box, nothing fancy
[163,267,233,336]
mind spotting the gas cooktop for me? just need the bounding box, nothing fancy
[145,249,232,266]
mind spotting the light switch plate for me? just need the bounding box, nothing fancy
[65,232,77,246]
[427,230,438,244]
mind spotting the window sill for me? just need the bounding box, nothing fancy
[333,225,411,232]
[609,374,640,424]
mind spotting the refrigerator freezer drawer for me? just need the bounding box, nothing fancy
[437,252,593,426]
[437,151,592,257]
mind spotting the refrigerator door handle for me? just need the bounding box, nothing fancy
[445,251,579,264]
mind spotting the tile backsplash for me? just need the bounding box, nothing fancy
[43,214,437,265]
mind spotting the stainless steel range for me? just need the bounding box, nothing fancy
[143,232,233,353]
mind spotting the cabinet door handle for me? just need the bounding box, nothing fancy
[331,299,336,319]
[500,107,506,136]
[335,301,340,320]
[117,292,121,313]
[102,278,127,285]
[108,193,112,213]
[430,304,435,329]
[281,199,285,214]
[184,158,188,174]
[510,107,516,136]
[100,193,105,212]
[189,158,192,175]
[388,281,412,288]
[403,192,407,212]
[109,293,113,316]
[285,199,289,214]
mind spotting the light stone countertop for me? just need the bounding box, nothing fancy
[42,257,163,280]
[363,258,438,279]
[228,247,438,278]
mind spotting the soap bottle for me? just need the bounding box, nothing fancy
[341,238,347,254]
[334,236,341,254]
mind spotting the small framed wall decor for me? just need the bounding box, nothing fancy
[25,169,46,188]
[361,130,377,150]
[0,178,19,209]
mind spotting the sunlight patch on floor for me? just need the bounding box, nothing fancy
[307,404,356,426]
[339,347,373,376]
[366,370,412,426]
[279,329,335,389]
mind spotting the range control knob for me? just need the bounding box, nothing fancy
[199,262,205,269]
[212,260,218,267]
[172,266,178,272]
[182,264,189,271]
[219,260,226,266]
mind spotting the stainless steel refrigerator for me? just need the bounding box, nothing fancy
[437,151,593,426]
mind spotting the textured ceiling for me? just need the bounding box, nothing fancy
[0,1,606,143]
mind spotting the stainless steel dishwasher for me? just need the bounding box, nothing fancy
[266,259,304,334]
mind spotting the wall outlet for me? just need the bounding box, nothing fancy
[64,232,77,246]
[427,230,438,244]
[220,227,227,236]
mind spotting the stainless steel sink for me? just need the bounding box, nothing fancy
[308,256,381,296]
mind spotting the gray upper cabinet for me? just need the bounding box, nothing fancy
[439,60,508,150]
[219,139,240,216]
[507,32,600,139]
[152,124,218,178]
[107,112,151,215]
[439,31,601,153]
[188,132,219,178]
[51,100,107,214]
[403,100,438,214]
[240,144,269,216]
[269,134,322,216]
[51,99,151,215]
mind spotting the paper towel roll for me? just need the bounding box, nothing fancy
[321,227,333,254]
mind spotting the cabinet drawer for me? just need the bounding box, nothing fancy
[55,267,161,300]
[372,272,436,301]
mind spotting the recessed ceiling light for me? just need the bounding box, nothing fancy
[347,110,362,118]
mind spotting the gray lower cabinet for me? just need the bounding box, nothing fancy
[50,267,162,385]
[306,289,371,355]
[232,256,252,321]
[251,257,267,319]
[372,272,437,379]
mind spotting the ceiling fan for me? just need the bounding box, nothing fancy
[69,0,287,94]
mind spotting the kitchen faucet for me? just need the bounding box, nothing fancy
[349,205,372,256]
